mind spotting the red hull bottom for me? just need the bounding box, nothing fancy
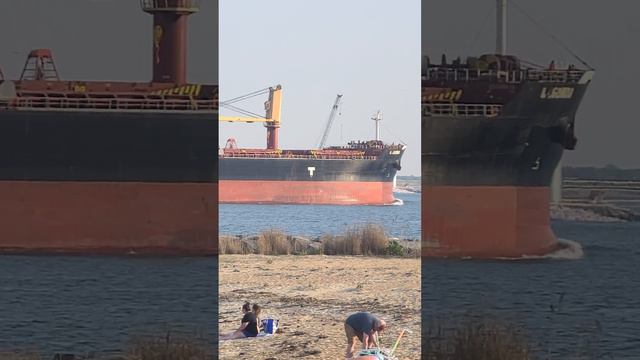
[219,180,396,205]
[422,186,559,258]
[0,181,218,255]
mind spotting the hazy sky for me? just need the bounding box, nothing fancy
[220,0,421,176]
[423,0,640,168]
[0,0,217,83]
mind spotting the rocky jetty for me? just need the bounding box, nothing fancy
[550,203,640,222]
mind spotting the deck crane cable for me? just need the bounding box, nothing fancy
[465,5,494,55]
[222,103,266,119]
[509,0,594,70]
[381,123,407,146]
[317,94,343,149]
[220,87,272,119]
[220,87,270,106]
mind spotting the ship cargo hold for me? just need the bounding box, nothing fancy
[0,0,218,255]
[219,86,405,205]
[421,0,593,257]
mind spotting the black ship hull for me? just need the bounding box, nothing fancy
[423,81,590,186]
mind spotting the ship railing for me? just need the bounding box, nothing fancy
[422,103,502,117]
[220,152,379,160]
[423,67,586,84]
[140,0,201,12]
[0,96,217,112]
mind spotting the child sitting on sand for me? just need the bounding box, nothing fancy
[252,304,262,332]
[219,302,259,340]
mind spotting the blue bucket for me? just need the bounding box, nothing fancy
[262,318,279,334]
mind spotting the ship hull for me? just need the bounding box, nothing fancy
[220,180,394,205]
[421,185,558,258]
[0,181,217,255]
[219,149,404,205]
[422,80,591,258]
[0,109,218,255]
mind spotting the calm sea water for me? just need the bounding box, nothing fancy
[0,256,217,357]
[219,191,421,239]
[423,220,640,359]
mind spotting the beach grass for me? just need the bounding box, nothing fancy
[256,229,291,255]
[0,352,40,360]
[322,223,389,255]
[220,224,419,257]
[424,318,531,360]
[123,333,213,360]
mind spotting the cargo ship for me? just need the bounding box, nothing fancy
[0,0,218,255]
[421,0,594,258]
[219,86,405,205]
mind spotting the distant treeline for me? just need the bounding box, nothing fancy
[398,168,640,181]
[397,175,420,180]
[564,165,640,181]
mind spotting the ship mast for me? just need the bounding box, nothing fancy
[371,110,382,141]
[141,0,201,84]
[496,0,507,54]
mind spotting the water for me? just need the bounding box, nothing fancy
[0,256,217,356]
[219,191,421,240]
[423,220,640,359]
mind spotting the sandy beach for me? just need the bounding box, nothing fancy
[219,255,421,360]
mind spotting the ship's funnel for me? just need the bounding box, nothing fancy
[141,0,200,84]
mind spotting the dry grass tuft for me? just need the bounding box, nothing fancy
[0,352,40,360]
[256,229,291,255]
[425,318,531,360]
[124,333,213,360]
[219,236,251,254]
[360,223,389,255]
[322,224,389,255]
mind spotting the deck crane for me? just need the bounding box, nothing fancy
[317,94,343,149]
[218,85,282,149]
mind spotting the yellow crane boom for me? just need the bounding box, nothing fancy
[219,85,282,149]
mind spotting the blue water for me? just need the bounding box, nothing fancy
[423,220,640,359]
[0,256,217,356]
[219,191,421,239]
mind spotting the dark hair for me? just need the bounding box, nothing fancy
[242,302,251,312]
[252,304,262,317]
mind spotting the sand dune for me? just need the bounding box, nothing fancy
[219,255,421,360]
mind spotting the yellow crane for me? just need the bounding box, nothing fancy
[219,85,282,149]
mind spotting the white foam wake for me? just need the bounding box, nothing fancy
[393,188,417,194]
[385,198,404,206]
[522,238,584,260]
[483,239,584,261]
